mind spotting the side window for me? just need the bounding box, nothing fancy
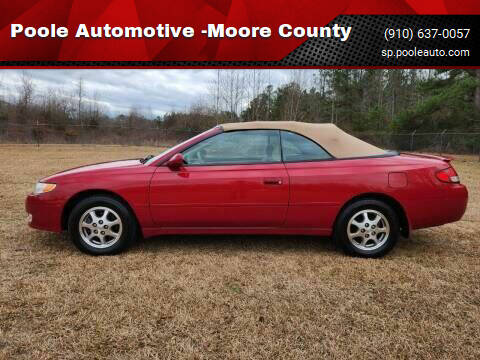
[183,130,281,165]
[280,131,331,162]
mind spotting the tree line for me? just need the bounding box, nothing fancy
[0,69,479,145]
[163,69,480,146]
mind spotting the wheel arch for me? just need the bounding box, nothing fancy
[335,193,410,238]
[61,189,143,237]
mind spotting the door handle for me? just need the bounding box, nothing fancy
[263,177,283,185]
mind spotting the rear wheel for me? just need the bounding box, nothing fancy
[334,199,399,258]
[68,196,136,255]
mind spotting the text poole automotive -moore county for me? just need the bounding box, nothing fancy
[10,23,353,41]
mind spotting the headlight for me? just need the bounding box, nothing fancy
[34,182,56,195]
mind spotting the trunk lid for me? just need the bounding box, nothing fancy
[400,152,453,163]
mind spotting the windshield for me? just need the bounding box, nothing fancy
[143,131,213,166]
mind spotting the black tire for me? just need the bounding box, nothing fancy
[68,196,137,255]
[334,199,399,258]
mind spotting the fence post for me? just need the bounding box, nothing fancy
[440,129,446,155]
[410,130,416,151]
[36,120,40,148]
[478,134,480,162]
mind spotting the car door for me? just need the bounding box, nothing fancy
[280,130,339,230]
[149,129,289,227]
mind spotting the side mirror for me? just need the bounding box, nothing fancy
[166,153,185,170]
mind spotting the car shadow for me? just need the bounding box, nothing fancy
[31,229,431,258]
[132,234,338,256]
[27,230,338,256]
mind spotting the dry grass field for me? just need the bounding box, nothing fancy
[0,144,479,360]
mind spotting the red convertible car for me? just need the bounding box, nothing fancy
[26,121,468,257]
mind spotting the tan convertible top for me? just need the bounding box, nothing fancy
[221,121,386,159]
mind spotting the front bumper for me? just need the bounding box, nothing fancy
[25,194,63,232]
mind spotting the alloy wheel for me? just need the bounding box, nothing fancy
[347,209,390,251]
[78,206,123,249]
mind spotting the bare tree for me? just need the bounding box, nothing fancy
[39,87,74,127]
[215,69,220,112]
[0,74,4,123]
[246,70,266,121]
[219,70,246,120]
[76,77,84,127]
[283,70,307,122]
[0,73,3,105]
[89,90,102,127]
[18,71,34,109]
[17,71,35,124]
[127,105,143,129]
[208,69,221,113]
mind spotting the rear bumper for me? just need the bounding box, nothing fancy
[408,184,468,230]
[25,194,63,232]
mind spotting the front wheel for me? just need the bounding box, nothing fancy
[68,196,137,255]
[334,199,399,258]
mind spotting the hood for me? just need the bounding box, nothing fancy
[42,159,143,182]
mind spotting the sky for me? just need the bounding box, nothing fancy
[0,69,310,117]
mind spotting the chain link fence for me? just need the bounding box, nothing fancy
[1,122,479,159]
[356,131,480,158]
[0,122,201,147]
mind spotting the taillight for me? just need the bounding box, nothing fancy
[436,167,460,183]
